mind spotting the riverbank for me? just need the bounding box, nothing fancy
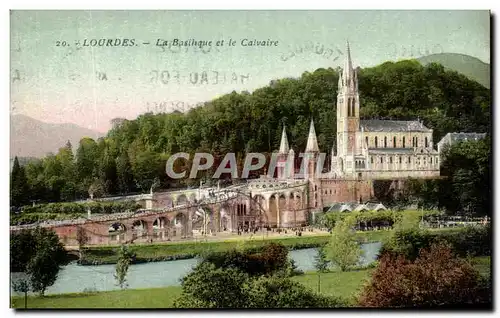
[79,227,464,265]
[11,256,490,308]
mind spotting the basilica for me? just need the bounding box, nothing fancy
[235,42,441,228]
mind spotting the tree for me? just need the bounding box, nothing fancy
[10,156,29,207]
[359,243,491,308]
[76,226,90,260]
[12,277,30,308]
[114,245,133,289]
[116,152,134,194]
[314,246,329,292]
[325,219,362,271]
[25,227,68,296]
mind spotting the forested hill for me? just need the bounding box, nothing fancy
[14,59,491,204]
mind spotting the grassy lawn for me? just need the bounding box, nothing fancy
[11,256,490,309]
[292,269,372,304]
[11,286,182,309]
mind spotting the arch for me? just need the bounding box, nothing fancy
[393,136,397,147]
[384,136,387,148]
[425,136,429,148]
[153,217,167,229]
[402,136,406,148]
[176,194,188,206]
[339,157,344,172]
[374,136,378,148]
[365,136,369,147]
[109,222,126,233]
[278,194,287,211]
[173,213,187,227]
[132,220,147,231]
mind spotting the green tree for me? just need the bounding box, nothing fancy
[325,219,362,271]
[12,278,30,309]
[116,152,134,194]
[114,245,133,289]
[314,246,329,292]
[25,227,67,296]
[76,226,89,260]
[10,156,29,207]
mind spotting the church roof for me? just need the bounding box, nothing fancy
[439,132,487,145]
[360,120,432,132]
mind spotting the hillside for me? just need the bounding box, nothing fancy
[10,114,104,158]
[417,53,490,89]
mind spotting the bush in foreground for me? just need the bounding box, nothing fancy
[359,243,491,308]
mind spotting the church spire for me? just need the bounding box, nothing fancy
[342,40,354,83]
[305,119,319,153]
[279,125,289,154]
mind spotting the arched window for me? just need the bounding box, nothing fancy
[415,137,418,147]
[375,136,378,148]
[402,136,406,148]
[399,156,402,164]
[430,157,433,164]
[425,137,428,148]
[393,136,397,147]
[365,136,369,146]
[380,157,383,163]
[389,156,393,164]
[370,157,374,164]
[347,99,351,116]
[384,136,387,148]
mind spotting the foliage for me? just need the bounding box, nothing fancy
[381,225,491,261]
[11,156,29,207]
[174,261,346,308]
[114,245,134,289]
[201,242,290,277]
[325,220,363,271]
[314,246,329,273]
[358,243,491,308]
[22,227,68,296]
[12,278,31,309]
[174,262,250,308]
[12,61,490,205]
[243,275,347,308]
[379,227,435,261]
[76,226,90,259]
[11,201,142,225]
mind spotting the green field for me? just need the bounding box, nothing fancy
[11,256,490,309]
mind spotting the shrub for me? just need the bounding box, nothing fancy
[379,227,435,261]
[201,242,290,277]
[174,262,250,308]
[243,275,347,308]
[359,243,491,308]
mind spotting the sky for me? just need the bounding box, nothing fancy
[10,10,490,133]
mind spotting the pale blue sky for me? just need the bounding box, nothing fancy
[10,10,490,132]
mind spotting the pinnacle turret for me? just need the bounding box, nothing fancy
[305,119,319,153]
[279,125,289,154]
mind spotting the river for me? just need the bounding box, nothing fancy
[11,242,382,295]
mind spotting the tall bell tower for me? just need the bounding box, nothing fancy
[336,41,360,174]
